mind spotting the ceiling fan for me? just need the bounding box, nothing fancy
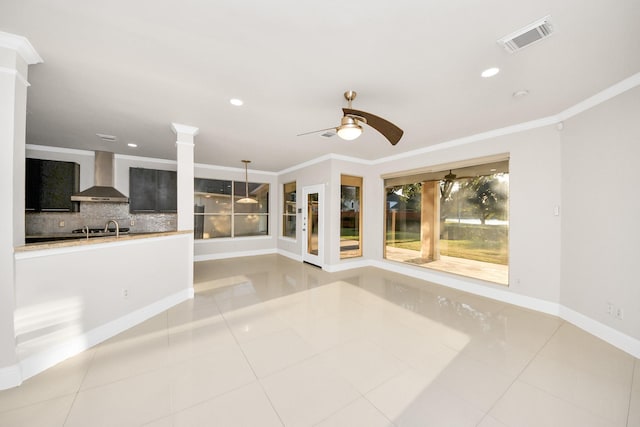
[298,91,404,145]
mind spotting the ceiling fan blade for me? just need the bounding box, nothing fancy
[343,108,403,145]
[297,127,336,136]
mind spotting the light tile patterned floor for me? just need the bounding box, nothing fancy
[0,254,637,426]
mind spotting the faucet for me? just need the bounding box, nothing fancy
[82,225,89,240]
[104,219,120,238]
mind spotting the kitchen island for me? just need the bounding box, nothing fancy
[10,230,193,388]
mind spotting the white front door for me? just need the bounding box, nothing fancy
[302,185,324,268]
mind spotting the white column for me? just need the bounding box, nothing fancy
[0,32,42,389]
[171,123,198,231]
[171,123,198,296]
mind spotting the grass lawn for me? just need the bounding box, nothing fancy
[387,235,508,265]
[340,228,359,239]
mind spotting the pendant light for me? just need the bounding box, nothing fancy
[237,160,258,204]
[441,170,457,200]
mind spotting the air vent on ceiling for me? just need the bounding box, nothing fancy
[497,15,553,53]
[96,133,118,142]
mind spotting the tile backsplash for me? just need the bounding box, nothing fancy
[26,202,177,235]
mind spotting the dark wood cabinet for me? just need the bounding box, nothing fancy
[129,168,157,212]
[25,159,41,211]
[156,170,177,212]
[129,167,177,213]
[26,158,80,212]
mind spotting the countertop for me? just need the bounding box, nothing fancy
[16,230,191,252]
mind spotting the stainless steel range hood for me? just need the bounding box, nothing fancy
[71,151,129,203]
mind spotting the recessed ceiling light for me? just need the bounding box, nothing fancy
[229,98,244,106]
[127,143,138,148]
[481,67,500,78]
[513,90,529,98]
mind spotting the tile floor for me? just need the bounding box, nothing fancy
[0,254,638,426]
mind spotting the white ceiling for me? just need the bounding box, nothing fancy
[2,1,639,172]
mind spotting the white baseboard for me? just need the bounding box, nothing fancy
[194,248,277,262]
[371,260,639,357]
[276,249,302,262]
[371,260,561,316]
[0,365,22,390]
[559,305,640,358]
[0,288,192,391]
[324,259,373,272]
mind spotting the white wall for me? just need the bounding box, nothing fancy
[13,233,192,384]
[561,85,640,340]
[0,45,29,384]
[275,129,564,309]
[329,126,563,304]
[277,158,333,262]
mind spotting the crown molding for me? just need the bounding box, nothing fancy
[277,152,369,176]
[0,31,43,65]
[26,144,93,156]
[370,115,559,166]
[274,72,640,175]
[25,144,179,166]
[115,153,177,165]
[194,162,278,176]
[171,123,199,136]
[556,71,640,122]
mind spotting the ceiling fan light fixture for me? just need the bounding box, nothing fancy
[297,90,403,145]
[336,116,363,141]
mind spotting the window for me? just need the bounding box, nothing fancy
[341,175,362,258]
[384,160,509,285]
[194,178,269,239]
[282,182,296,238]
[234,181,269,237]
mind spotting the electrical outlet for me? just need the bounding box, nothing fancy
[122,288,129,298]
[615,307,624,320]
[607,303,614,316]
[58,220,65,227]
[130,219,135,226]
